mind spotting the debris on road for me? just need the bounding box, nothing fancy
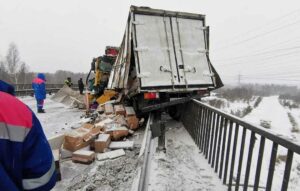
[51,85,85,108]
[72,150,95,164]
[94,134,111,153]
[48,94,142,190]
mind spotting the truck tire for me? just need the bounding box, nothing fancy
[168,105,182,121]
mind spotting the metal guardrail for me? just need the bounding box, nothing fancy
[137,114,153,191]
[181,99,300,191]
[14,84,79,96]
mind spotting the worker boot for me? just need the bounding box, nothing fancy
[38,108,45,113]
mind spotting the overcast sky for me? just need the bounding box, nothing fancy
[1,0,300,84]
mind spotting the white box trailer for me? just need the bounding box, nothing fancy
[108,6,223,116]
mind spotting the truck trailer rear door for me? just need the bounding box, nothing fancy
[132,12,214,90]
[133,14,178,88]
[171,17,213,86]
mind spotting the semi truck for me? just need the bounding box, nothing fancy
[108,6,223,119]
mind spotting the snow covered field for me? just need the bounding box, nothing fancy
[243,96,300,191]
[205,95,300,190]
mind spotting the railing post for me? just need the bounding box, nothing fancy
[215,116,224,173]
[243,131,256,191]
[208,112,216,164]
[266,142,278,191]
[205,110,212,158]
[223,120,233,184]
[200,108,207,152]
[196,106,203,147]
[219,118,228,179]
[281,150,293,191]
[228,124,239,191]
[253,136,265,191]
[235,128,247,191]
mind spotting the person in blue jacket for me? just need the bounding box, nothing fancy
[32,73,47,113]
[0,80,56,191]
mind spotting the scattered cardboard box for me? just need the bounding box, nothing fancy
[95,118,114,129]
[105,124,129,140]
[114,105,126,116]
[105,103,114,115]
[114,115,128,127]
[83,127,101,142]
[48,134,65,150]
[125,106,136,117]
[82,123,94,129]
[63,128,93,152]
[60,147,73,159]
[96,149,125,161]
[72,150,95,164]
[109,141,134,150]
[95,134,111,153]
[126,116,139,130]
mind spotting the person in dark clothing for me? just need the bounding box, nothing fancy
[78,78,84,95]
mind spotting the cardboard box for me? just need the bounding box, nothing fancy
[125,106,136,117]
[112,127,129,140]
[72,150,95,164]
[105,103,114,115]
[126,116,139,130]
[48,134,65,150]
[114,105,126,116]
[95,118,113,129]
[109,141,134,150]
[95,134,111,153]
[63,127,96,152]
[114,115,128,127]
[82,123,94,129]
[96,149,125,161]
[105,124,129,140]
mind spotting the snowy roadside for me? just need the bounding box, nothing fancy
[148,117,227,191]
[19,96,83,138]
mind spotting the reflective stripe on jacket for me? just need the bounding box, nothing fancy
[0,90,56,191]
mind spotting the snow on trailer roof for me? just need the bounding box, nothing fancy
[130,5,206,20]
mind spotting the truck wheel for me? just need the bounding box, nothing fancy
[168,105,182,121]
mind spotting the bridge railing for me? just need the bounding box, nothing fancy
[13,84,79,96]
[181,99,300,191]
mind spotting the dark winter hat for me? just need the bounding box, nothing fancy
[37,73,46,81]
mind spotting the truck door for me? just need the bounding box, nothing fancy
[133,14,179,88]
[171,17,214,86]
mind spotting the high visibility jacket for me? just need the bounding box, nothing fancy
[0,80,56,191]
[32,73,46,100]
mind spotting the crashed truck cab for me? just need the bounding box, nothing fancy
[108,6,223,118]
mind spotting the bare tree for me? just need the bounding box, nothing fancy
[0,59,10,82]
[6,43,21,84]
[17,62,29,89]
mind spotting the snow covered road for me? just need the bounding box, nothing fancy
[148,118,226,191]
[19,96,83,138]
